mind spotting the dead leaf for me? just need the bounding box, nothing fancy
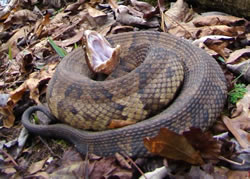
[227,170,250,179]
[49,11,71,25]
[144,128,204,165]
[115,5,159,27]
[4,9,38,25]
[197,25,242,38]
[203,39,231,58]
[50,149,132,178]
[108,119,136,128]
[161,0,195,35]
[23,62,57,103]
[227,48,250,64]
[0,83,25,127]
[223,116,250,149]
[183,128,222,160]
[0,62,56,127]
[0,25,32,52]
[165,0,194,24]
[108,0,119,10]
[34,13,51,38]
[86,4,106,18]
[227,60,250,83]
[192,15,246,27]
[33,172,49,179]
[115,153,132,170]
[2,167,16,175]
[15,49,34,74]
[65,0,85,12]
[28,158,47,174]
[130,0,157,18]
[49,161,86,178]
[54,30,84,47]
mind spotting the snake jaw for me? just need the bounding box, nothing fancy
[85,30,120,74]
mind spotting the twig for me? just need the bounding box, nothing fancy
[218,155,245,165]
[0,149,18,167]
[123,153,147,179]
[38,136,61,159]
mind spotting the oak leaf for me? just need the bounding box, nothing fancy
[144,128,204,165]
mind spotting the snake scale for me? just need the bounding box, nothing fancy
[22,31,227,157]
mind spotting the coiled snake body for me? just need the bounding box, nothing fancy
[22,31,227,157]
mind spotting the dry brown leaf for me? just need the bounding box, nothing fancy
[108,0,119,10]
[89,0,103,6]
[49,11,71,25]
[65,0,85,12]
[192,15,246,27]
[204,39,231,58]
[144,128,204,165]
[115,5,159,27]
[50,16,82,40]
[223,116,250,149]
[1,167,16,175]
[167,23,196,38]
[24,63,57,104]
[34,13,51,38]
[227,170,250,179]
[54,30,84,47]
[108,119,136,128]
[227,60,250,83]
[15,49,33,74]
[0,62,56,127]
[130,0,157,18]
[86,4,106,18]
[227,48,250,64]
[165,0,194,24]
[0,0,18,20]
[50,161,86,178]
[115,153,132,170]
[33,172,49,179]
[50,149,132,178]
[197,25,242,38]
[0,25,32,52]
[0,101,15,128]
[183,128,222,160]
[28,158,47,174]
[161,0,195,34]
[4,9,38,25]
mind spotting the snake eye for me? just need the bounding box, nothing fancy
[84,30,120,74]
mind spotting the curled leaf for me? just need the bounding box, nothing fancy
[227,60,250,83]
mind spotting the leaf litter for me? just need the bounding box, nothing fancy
[0,0,250,178]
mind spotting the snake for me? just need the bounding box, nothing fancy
[22,31,227,157]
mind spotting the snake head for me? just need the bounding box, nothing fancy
[84,30,120,75]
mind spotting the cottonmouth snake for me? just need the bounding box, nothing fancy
[22,31,227,157]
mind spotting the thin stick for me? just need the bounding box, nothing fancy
[123,153,147,179]
[218,155,245,165]
[0,149,18,167]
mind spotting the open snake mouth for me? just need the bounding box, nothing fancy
[85,30,121,75]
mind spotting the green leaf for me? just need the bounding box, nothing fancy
[228,83,247,104]
[48,37,67,58]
